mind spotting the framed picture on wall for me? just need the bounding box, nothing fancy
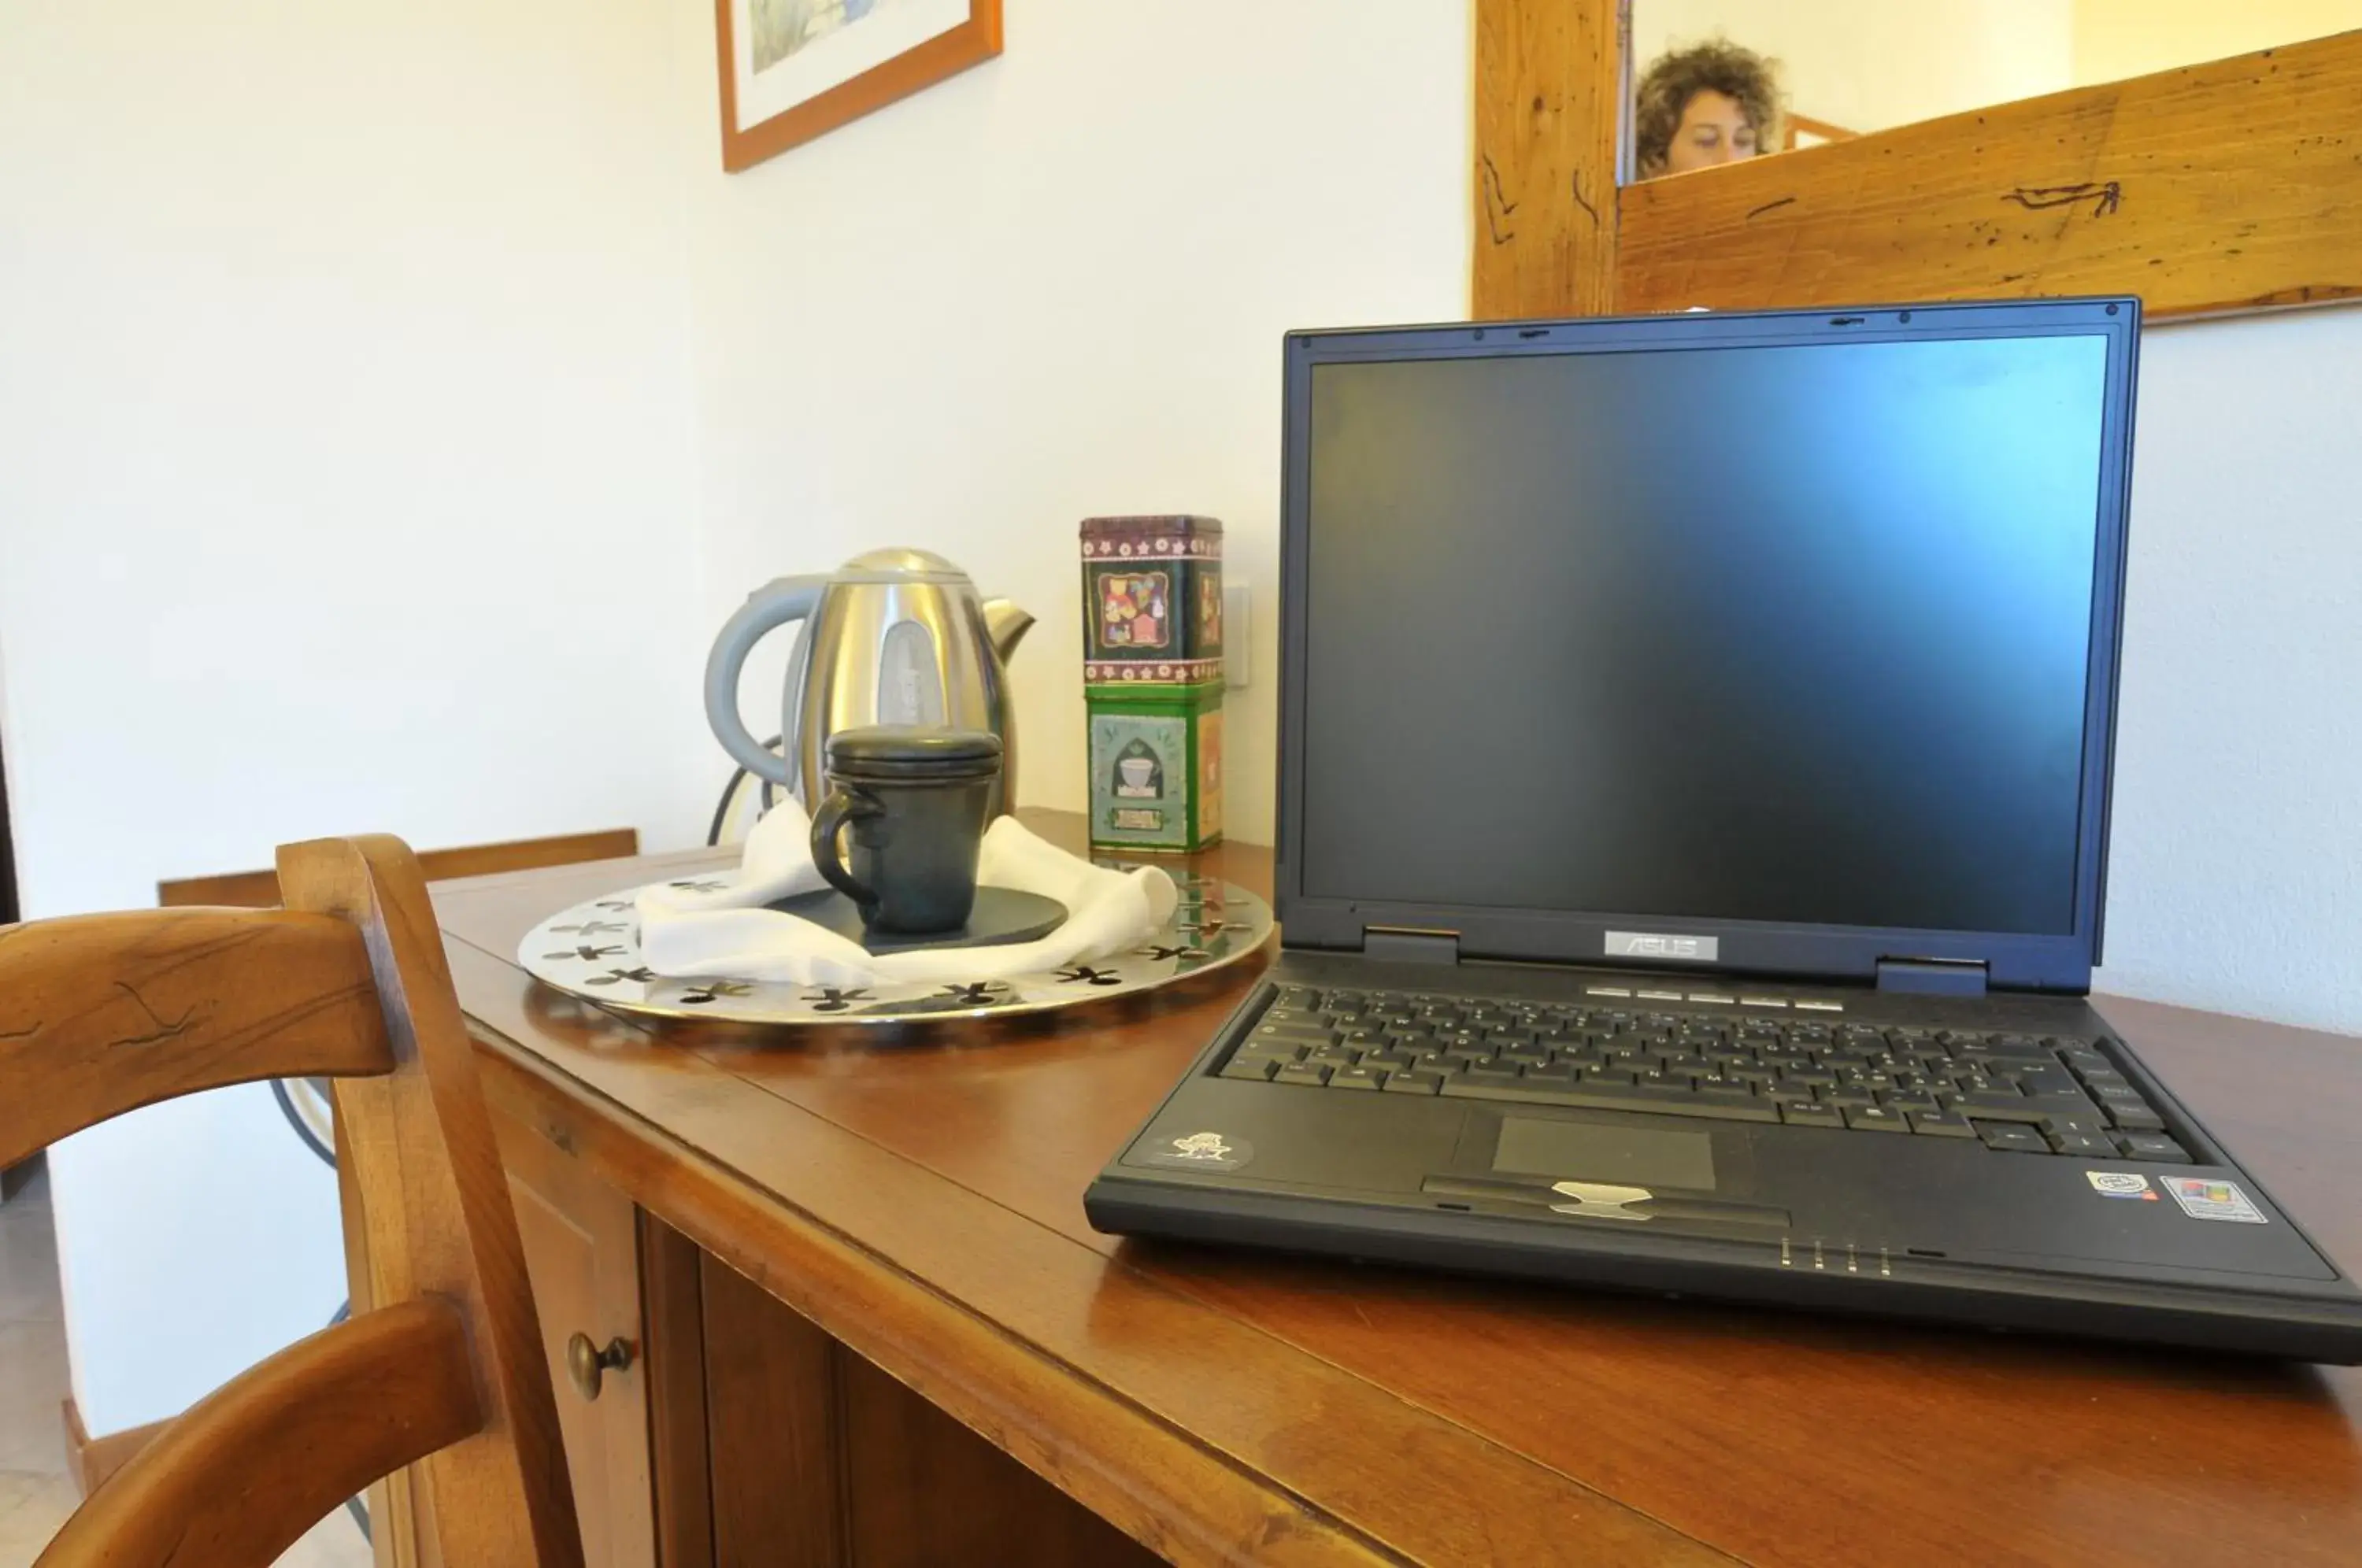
[716,0,1003,172]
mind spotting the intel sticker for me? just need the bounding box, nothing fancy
[1138,1130,1253,1172]
[2086,1171,2157,1200]
[2164,1176,2268,1224]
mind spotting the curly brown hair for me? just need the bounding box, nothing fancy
[1633,39,1782,177]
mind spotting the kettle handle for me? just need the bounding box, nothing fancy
[703,575,827,790]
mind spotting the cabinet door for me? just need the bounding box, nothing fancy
[493,1107,656,1568]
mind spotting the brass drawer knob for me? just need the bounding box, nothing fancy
[565,1333,635,1401]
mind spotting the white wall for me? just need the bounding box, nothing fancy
[0,0,705,1432]
[1632,0,2074,135]
[677,0,1473,848]
[2094,309,2362,1030]
[2074,0,2362,85]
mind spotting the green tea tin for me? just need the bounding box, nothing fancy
[1080,515,1224,852]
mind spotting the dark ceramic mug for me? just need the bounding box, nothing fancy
[809,726,1003,934]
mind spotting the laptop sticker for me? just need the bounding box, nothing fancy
[2164,1176,2268,1224]
[1139,1130,1253,1172]
[2086,1171,2158,1200]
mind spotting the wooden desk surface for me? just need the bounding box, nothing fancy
[435,819,2362,1567]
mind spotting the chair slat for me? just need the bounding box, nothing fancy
[35,1297,480,1568]
[280,834,583,1568]
[0,908,392,1168]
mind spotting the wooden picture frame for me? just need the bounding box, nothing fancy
[1475,2,2362,324]
[716,0,1003,173]
[1783,113,1857,151]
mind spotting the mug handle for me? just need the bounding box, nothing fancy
[809,786,886,915]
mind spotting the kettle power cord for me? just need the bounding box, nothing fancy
[268,1078,335,1170]
[705,733,785,846]
[266,1075,372,1544]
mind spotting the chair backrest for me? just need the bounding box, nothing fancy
[0,835,584,1568]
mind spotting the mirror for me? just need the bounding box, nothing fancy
[1627,1,2362,179]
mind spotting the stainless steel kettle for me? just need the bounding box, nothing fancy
[703,548,1035,815]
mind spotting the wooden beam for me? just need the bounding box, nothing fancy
[1617,31,2362,320]
[1472,0,1627,319]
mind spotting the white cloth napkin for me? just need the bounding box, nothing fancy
[635,799,1179,989]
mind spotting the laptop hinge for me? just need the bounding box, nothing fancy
[1876,958,1990,997]
[1363,926,1461,965]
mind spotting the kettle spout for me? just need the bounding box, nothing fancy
[982,598,1036,664]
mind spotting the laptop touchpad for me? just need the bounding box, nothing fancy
[1494,1118,1716,1192]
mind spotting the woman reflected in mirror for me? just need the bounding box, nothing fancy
[1635,39,1783,178]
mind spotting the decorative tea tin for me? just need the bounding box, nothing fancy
[1080,515,1224,852]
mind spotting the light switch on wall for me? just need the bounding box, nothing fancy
[1224,582,1252,689]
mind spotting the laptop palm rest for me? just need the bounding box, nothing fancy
[1425,1116,1793,1231]
[1493,1117,1718,1190]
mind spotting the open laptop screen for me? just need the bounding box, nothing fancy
[1300,330,2112,938]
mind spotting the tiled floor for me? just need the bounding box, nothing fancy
[0,1163,371,1567]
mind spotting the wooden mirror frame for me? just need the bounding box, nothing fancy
[1475,2,2362,322]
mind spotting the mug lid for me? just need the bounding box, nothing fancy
[825,725,1003,781]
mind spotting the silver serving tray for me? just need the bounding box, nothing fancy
[517,873,1272,1026]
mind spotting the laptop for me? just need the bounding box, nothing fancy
[1084,298,2362,1363]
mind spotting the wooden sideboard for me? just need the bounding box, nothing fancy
[422,816,2362,1567]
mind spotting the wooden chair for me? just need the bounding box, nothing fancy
[0,835,585,1568]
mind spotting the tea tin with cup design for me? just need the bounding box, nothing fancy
[1081,515,1224,852]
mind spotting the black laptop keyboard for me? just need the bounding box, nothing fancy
[1218,986,2194,1162]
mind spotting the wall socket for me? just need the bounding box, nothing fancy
[1224,582,1251,689]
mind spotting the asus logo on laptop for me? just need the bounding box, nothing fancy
[1605,931,1720,962]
